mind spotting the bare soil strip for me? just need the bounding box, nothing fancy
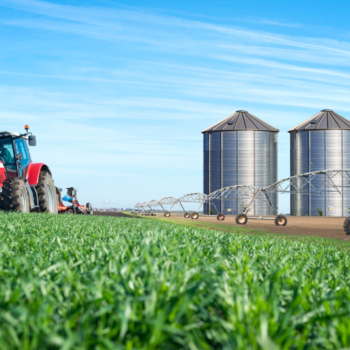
[152,214,349,241]
[97,212,349,241]
[94,211,139,218]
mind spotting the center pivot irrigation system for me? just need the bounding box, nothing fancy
[134,169,350,227]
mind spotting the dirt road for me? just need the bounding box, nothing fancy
[96,211,350,241]
[162,214,349,241]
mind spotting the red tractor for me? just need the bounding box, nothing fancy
[0,126,58,213]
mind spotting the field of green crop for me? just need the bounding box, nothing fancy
[1,213,350,349]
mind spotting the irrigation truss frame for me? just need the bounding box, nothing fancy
[204,170,350,216]
[139,202,148,215]
[205,185,266,215]
[158,197,178,212]
[134,169,350,222]
[263,169,350,195]
[146,199,158,216]
[170,193,207,213]
[133,203,142,214]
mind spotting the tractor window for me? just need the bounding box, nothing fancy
[15,139,30,167]
[0,137,15,169]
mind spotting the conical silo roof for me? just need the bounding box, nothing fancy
[202,110,279,133]
[289,109,350,132]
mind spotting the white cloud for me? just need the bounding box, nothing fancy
[2,0,350,57]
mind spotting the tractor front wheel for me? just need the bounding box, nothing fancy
[2,178,30,213]
[36,171,58,214]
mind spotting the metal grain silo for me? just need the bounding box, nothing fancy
[290,109,350,217]
[203,110,279,215]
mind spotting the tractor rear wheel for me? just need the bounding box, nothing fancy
[2,178,30,213]
[36,171,58,214]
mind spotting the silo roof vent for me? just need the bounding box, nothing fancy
[202,110,279,133]
[289,110,350,132]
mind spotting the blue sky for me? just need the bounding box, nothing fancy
[1,0,350,211]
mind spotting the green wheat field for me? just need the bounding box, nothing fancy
[0,213,350,349]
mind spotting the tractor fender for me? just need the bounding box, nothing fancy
[27,163,51,186]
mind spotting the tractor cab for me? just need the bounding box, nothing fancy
[0,127,36,179]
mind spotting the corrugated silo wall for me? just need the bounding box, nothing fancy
[203,131,278,215]
[290,130,350,216]
[209,133,221,214]
[203,133,209,214]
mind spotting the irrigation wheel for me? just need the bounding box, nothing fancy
[184,212,190,219]
[235,213,248,225]
[343,217,350,235]
[191,212,199,220]
[275,215,287,226]
[217,213,225,221]
[164,212,171,217]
